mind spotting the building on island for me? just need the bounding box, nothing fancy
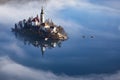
[12,7,68,40]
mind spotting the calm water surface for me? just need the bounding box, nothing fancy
[1,23,120,76]
[0,0,120,80]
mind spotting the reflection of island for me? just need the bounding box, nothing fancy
[13,31,64,55]
[11,7,68,55]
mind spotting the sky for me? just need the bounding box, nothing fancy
[0,0,120,37]
[0,0,120,80]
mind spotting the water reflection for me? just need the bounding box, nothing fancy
[10,7,68,56]
[12,30,64,56]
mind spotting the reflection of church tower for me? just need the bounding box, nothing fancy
[41,46,46,56]
[40,7,45,23]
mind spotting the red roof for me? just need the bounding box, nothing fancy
[32,17,39,22]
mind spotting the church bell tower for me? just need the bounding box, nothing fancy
[40,7,45,23]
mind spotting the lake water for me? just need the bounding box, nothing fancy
[0,0,120,80]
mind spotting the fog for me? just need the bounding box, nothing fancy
[0,0,120,80]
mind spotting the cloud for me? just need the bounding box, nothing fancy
[0,0,119,26]
[89,0,120,10]
[0,1,119,39]
[0,0,11,4]
[46,0,120,13]
[0,1,120,80]
[0,0,120,24]
[0,0,49,5]
[0,31,25,57]
[0,56,120,80]
[2,42,25,56]
[0,0,119,40]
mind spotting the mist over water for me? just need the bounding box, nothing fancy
[0,0,120,80]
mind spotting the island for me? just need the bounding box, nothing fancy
[12,7,68,40]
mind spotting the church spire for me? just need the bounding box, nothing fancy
[40,6,45,23]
